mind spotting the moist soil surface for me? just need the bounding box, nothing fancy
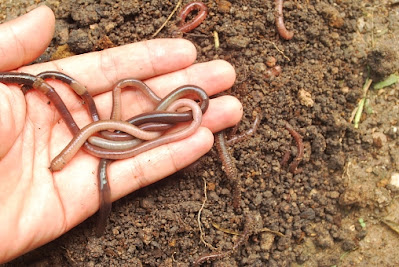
[2,0,399,266]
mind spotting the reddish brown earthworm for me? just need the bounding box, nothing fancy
[227,115,260,146]
[110,78,161,121]
[284,122,304,174]
[178,2,208,33]
[215,131,241,210]
[50,99,203,171]
[35,71,100,122]
[0,72,82,133]
[275,0,294,40]
[214,116,260,210]
[280,149,291,167]
[49,120,163,171]
[93,83,208,234]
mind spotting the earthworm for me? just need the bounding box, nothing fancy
[214,116,260,210]
[49,120,162,171]
[275,0,294,40]
[50,99,203,171]
[35,71,100,122]
[215,131,241,210]
[110,78,161,121]
[284,122,304,174]
[156,84,209,113]
[0,72,81,133]
[178,2,208,33]
[88,136,143,150]
[0,72,37,86]
[96,158,112,237]
[280,149,291,167]
[89,121,176,149]
[227,115,260,146]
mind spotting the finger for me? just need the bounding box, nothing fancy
[145,59,236,97]
[0,6,55,71]
[56,127,213,229]
[202,96,243,133]
[20,38,197,95]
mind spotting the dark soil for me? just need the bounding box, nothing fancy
[2,0,399,266]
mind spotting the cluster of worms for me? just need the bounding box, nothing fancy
[175,1,293,40]
[0,71,209,236]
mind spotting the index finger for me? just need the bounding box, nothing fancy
[19,38,197,96]
[0,5,55,71]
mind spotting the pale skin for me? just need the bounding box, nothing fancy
[0,6,242,263]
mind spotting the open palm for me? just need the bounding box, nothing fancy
[0,6,242,263]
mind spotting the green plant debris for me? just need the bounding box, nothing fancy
[353,78,372,129]
[374,73,399,90]
[359,218,366,228]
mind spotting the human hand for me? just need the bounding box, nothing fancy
[0,5,242,263]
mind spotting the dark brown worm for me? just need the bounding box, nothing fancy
[227,115,260,146]
[215,131,241,210]
[284,122,304,174]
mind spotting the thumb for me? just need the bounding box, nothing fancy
[0,5,55,71]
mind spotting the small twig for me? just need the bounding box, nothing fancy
[151,0,182,38]
[353,78,372,129]
[259,227,285,237]
[266,40,291,61]
[213,31,220,49]
[211,222,240,235]
[193,216,253,266]
[197,177,217,250]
